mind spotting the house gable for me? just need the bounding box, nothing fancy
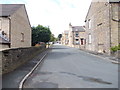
[0,4,23,17]
[10,5,31,48]
[0,4,31,48]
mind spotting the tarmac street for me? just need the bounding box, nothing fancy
[23,44,118,88]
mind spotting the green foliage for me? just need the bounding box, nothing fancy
[50,34,56,42]
[118,44,120,50]
[58,34,62,41]
[110,44,120,52]
[32,25,51,46]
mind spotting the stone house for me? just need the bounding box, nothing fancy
[85,0,120,54]
[62,23,85,49]
[0,4,31,49]
[68,23,86,49]
[61,30,69,45]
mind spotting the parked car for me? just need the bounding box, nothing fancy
[35,42,45,46]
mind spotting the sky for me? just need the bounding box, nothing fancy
[0,0,92,37]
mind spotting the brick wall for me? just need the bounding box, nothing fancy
[0,45,46,75]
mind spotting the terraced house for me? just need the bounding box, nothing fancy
[85,0,120,54]
[61,30,69,45]
[68,23,86,49]
[0,4,31,49]
[62,23,85,49]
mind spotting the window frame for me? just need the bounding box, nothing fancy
[88,34,92,44]
[80,38,84,45]
[88,19,91,29]
[21,33,24,42]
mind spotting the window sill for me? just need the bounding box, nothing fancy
[21,40,24,42]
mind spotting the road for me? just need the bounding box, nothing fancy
[24,44,118,88]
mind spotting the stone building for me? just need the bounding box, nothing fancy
[61,30,69,45]
[85,0,120,54]
[62,23,85,49]
[68,23,85,49]
[0,4,31,49]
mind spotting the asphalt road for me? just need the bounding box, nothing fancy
[24,44,118,88]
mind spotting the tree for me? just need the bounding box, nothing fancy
[58,34,62,41]
[50,34,56,42]
[32,25,51,46]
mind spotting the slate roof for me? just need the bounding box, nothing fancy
[72,26,85,32]
[0,4,24,16]
[109,0,120,2]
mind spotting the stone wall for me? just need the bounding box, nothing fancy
[85,2,110,54]
[118,50,120,59]
[110,3,119,47]
[0,45,46,75]
[85,1,120,55]
[111,50,120,59]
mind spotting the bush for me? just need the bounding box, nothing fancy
[118,44,120,50]
[110,44,120,52]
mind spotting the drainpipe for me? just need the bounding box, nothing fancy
[72,31,74,47]
[109,3,112,55]
[73,31,75,47]
[8,16,11,48]
[119,4,120,45]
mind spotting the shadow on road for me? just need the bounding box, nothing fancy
[46,49,77,60]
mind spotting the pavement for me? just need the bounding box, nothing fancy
[23,44,118,88]
[2,49,49,88]
[80,49,120,64]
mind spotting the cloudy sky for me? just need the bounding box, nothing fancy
[0,0,92,37]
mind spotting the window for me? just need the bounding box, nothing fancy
[75,32,79,37]
[76,39,79,45]
[88,19,91,29]
[76,33,79,37]
[112,4,119,21]
[88,34,92,44]
[66,35,68,39]
[76,39,79,41]
[21,33,24,42]
[0,31,9,41]
[80,38,84,45]
[75,29,78,31]
[0,20,1,30]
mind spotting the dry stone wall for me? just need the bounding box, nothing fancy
[1,45,46,75]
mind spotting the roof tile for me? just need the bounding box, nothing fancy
[0,4,24,16]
